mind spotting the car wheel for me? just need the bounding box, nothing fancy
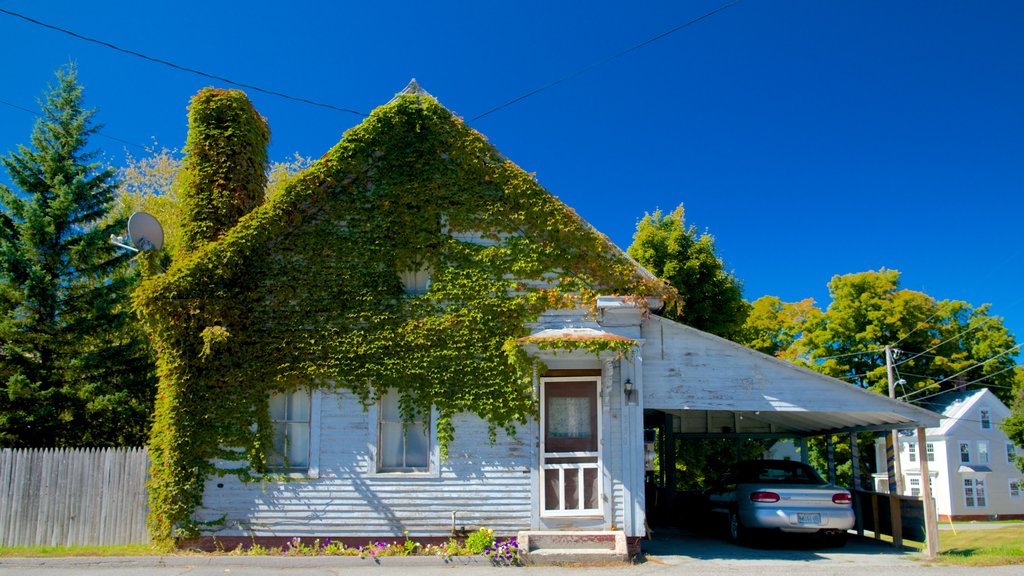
[728,509,747,545]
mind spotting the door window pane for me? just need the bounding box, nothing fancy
[544,381,598,453]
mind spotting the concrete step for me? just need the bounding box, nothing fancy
[517,530,628,564]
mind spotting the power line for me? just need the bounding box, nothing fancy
[813,348,885,361]
[900,349,1021,402]
[895,317,994,367]
[905,365,1020,405]
[469,1,741,122]
[0,97,147,150]
[0,7,367,117]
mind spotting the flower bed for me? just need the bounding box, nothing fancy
[225,529,522,566]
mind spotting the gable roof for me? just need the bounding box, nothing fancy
[143,82,672,309]
[915,388,1011,436]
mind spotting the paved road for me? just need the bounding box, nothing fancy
[1,532,1020,576]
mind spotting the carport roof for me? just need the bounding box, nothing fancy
[641,316,942,437]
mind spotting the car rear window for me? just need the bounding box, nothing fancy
[736,461,824,484]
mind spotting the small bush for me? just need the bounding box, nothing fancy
[465,528,495,554]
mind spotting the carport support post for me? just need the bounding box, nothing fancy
[850,432,864,537]
[916,426,939,559]
[663,413,676,493]
[826,435,836,485]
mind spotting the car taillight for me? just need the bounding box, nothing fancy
[750,491,780,503]
[832,493,852,504]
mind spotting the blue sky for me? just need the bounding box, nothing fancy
[1,1,1022,350]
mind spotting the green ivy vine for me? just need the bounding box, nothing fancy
[135,89,674,548]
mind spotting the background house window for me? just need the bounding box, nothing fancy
[908,477,921,497]
[268,389,311,470]
[980,409,991,430]
[1010,479,1021,500]
[959,442,971,464]
[964,478,986,507]
[378,388,430,471]
[1008,443,1017,464]
[907,442,917,463]
[926,443,935,462]
[977,441,989,464]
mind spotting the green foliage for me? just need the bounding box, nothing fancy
[739,296,821,359]
[116,147,314,272]
[627,204,748,339]
[178,89,270,253]
[1003,368,1024,472]
[670,438,765,491]
[738,269,1021,485]
[0,65,155,447]
[740,269,1019,403]
[464,527,495,554]
[136,91,673,547]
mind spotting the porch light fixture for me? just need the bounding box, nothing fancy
[623,378,634,403]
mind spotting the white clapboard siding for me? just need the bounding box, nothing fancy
[0,447,149,546]
[198,391,535,537]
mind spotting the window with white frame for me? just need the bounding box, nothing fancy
[377,388,430,472]
[908,477,921,497]
[907,442,917,463]
[399,267,431,296]
[268,389,311,470]
[964,478,986,507]
[926,443,935,462]
[959,441,971,464]
[1008,443,1018,464]
[1010,479,1021,500]
[977,441,989,464]
[980,409,991,430]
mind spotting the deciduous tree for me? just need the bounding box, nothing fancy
[627,205,748,339]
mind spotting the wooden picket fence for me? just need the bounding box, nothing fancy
[0,447,149,546]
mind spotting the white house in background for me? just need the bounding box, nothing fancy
[874,388,1023,521]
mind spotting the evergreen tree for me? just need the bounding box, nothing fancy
[0,65,155,447]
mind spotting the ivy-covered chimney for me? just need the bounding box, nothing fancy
[178,88,269,253]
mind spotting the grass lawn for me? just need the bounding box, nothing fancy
[931,525,1024,566]
[0,544,159,557]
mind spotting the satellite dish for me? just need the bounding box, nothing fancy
[126,212,164,251]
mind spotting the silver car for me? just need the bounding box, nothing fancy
[706,459,855,546]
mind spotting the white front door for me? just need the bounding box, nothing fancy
[540,378,602,516]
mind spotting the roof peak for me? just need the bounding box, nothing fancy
[397,78,433,98]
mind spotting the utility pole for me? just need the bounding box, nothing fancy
[885,345,906,495]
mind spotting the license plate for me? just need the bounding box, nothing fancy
[797,513,821,525]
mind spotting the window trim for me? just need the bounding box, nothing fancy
[980,408,991,430]
[367,392,440,477]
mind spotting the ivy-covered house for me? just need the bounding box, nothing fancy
[137,82,940,555]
